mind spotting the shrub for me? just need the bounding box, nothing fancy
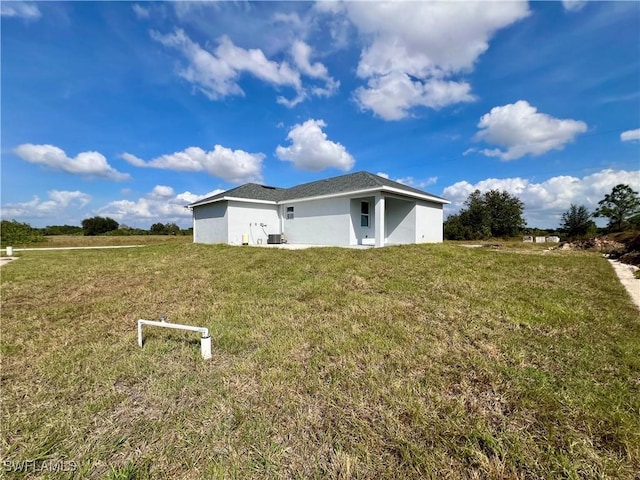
[0,220,45,246]
[81,216,119,236]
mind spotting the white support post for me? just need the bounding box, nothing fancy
[375,194,385,248]
[201,336,212,360]
[138,320,143,347]
[137,319,212,360]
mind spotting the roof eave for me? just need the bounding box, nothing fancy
[187,179,450,208]
[279,187,382,205]
[380,186,450,204]
[280,186,449,205]
[188,196,278,208]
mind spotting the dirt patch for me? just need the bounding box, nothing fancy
[552,235,640,267]
[553,237,625,253]
[610,233,640,267]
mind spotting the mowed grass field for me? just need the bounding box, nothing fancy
[1,243,639,479]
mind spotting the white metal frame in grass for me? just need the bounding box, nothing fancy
[137,318,212,360]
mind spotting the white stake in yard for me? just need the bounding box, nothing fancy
[138,316,212,360]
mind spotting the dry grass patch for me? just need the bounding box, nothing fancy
[20,235,191,248]
[1,244,639,479]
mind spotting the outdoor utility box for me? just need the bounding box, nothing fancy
[267,234,282,244]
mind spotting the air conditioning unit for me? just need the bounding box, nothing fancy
[267,234,282,244]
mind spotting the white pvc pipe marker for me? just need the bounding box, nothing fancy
[138,319,212,360]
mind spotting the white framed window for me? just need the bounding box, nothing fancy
[286,206,294,220]
[360,201,369,227]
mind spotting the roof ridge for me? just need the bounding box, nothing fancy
[189,170,449,207]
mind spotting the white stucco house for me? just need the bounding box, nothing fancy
[187,171,450,247]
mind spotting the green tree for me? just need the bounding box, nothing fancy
[594,184,640,231]
[463,190,491,239]
[444,189,526,240]
[483,189,526,237]
[444,213,473,240]
[150,222,181,235]
[150,223,167,234]
[560,204,596,238]
[42,225,83,235]
[81,216,119,236]
[0,220,45,246]
[165,223,180,235]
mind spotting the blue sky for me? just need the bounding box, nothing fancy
[2,0,639,229]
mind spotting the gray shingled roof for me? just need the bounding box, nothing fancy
[188,171,448,207]
[281,171,447,201]
[189,183,285,206]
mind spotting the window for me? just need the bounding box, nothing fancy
[286,206,294,220]
[360,201,369,227]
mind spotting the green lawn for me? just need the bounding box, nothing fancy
[1,244,638,479]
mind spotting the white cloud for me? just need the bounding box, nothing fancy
[473,101,588,160]
[215,35,301,89]
[333,1,529,120]
[442,168,640,227]
[272,12,305,30]
[376,172,437,189]
[151,185,175,198]
[13,144,130,181]
[132,4,150,19]
[398,176,438,189]
[621,128,640,142]
[275,119,355,172]
[97,186,224,228]
[1,190,91,219]
[562,0,587,12]
[151,29,336,106]
[121,145,264,184]
[0,1,41,20]
[150,29,246,100]
[312,3,353,50]
[291,40,339,97]
[355,73,474,121]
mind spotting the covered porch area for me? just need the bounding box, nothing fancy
[349,194,417,247]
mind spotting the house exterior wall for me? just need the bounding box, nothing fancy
[385,198,416,244]
[193,202,228,244]
[349,197,376,245]
[283,197,352,245]
[226,201,280,245]
[415,200,444,243]
[192,190,447,246]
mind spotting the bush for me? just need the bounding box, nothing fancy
[42,225,83,236]
[81,216,119,236]
[106,228,150,236]
[560,204,597,239]
[444,189,526,240]
[150,222,181,235]
[0,220,45,246]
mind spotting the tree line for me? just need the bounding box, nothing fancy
[78,217,192,236]
[2,185,638,246]
[444,183,640,240]
[1,217,193,246]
